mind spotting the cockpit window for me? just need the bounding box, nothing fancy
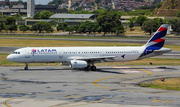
[12,52,20,54]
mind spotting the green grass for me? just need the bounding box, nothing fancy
[140,78,180,91]
[0,35,147,39]
[1,38,180,51]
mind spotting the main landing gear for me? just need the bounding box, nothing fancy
[24,63,28,70]
[85,63,96,71]
[91,66,96,71]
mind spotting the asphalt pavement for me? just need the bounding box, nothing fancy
[0,66,180,107]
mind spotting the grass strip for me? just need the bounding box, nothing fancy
[140,78,180,91]
[1,39,180,51]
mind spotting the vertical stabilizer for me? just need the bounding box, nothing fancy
[138,24,170,59]
[144,24,169,50]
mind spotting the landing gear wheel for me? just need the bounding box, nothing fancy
[24,67,28,70]
[91,66,96,71]
[24,63,28,70]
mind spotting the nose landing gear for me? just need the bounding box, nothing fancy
[24,63,28,70]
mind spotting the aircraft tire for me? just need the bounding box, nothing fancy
[91,66,96,71]
[24,67,28,70]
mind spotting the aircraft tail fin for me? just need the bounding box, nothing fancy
[144,24,169,50]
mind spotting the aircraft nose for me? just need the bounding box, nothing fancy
[7,55,14,61]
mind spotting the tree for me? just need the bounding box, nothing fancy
[142,19,162,35]
[49,18,62,27]
[38,11,54,19]
[66,26,75,34]
[73,25,80,33]
[15,13,21,18]
[78,21,94,34]
[78,22,87,33]
[92,22,99,33]
[171,19,180,35]
[19,23,29,33]
[5,17,17,33]
[97,10,124,35]
[57,22,68,32]
[129,17,136,31]
[31,21,54,33]
[85,21,95,34]
[176,11,180,17]
[33,12,40,19]
[0,21,4,32]
[129,20,134,31]
[4,25,10,33]
[49,19,58,26]
[5,17,16,25]
[113,24,125,36]
[157,3,162,9]
[97,26,102,34]
[153,18,164,25]
[136,15,147,26]
[9,25,17,33]
[48,0,63,6]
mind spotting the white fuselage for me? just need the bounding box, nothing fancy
[7,46,145,63]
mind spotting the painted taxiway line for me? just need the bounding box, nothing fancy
[93,71,180,95]
[134,67,153,74]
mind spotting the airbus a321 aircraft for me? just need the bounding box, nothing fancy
[7,24,171,71]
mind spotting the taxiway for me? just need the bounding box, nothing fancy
[0,66,180,107]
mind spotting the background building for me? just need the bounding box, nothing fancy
[0,5,67,16]
[27,0,35,17]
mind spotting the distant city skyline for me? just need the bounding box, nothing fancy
[0,0,52,5]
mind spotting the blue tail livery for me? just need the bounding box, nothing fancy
[144,24,169,50]
[139,24,171,59]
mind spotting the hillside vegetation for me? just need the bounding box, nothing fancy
[154,0,180,16]
[160,0,180,9]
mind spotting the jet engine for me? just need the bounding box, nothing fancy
[70,60,88,69]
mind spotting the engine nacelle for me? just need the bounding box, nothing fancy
[70,60,88,69]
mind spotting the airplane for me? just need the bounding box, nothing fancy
[7,24,171,71]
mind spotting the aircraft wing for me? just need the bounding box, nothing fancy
[69,56,117,62]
